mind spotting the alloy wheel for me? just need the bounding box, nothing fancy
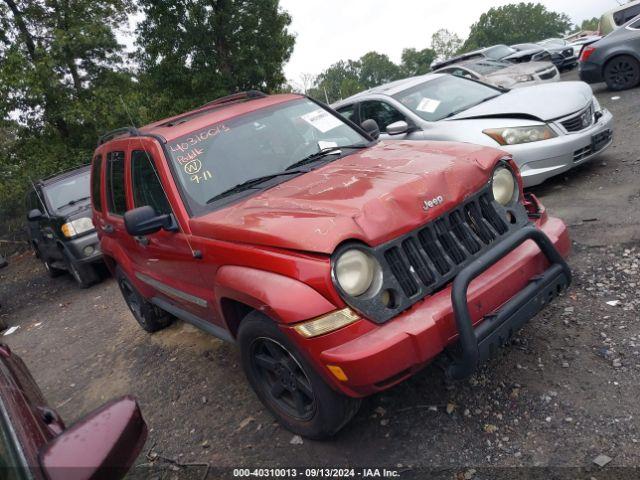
[250,337,315,421]
[606,59,637,89]
[119,278,143,319]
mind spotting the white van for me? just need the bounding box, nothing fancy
[600,0,640,35]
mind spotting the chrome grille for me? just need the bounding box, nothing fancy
[560,104,594,132]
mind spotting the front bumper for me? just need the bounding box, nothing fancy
[296,210,570,397]
[507,108,614,187]
[62,231,103,264]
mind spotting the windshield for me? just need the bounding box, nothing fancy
[467,60,510,74]
[393,75,502,122]
[43,171,90,213]
[166,98,368,214]
[540,38,564,46]
[513,43,540,51]
[484,45,516,59]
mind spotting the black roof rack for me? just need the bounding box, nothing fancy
[200,90,267,108]
[97,127,141,146]
[37,163,91,185]
[158,90,268,128]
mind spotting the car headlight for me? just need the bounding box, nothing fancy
[492,167,518,205]
[483,125,557,146]
[61,217,95,238]
[515,74,534,82]
[334,249,381,297]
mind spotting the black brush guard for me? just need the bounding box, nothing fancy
[447,225,571,380]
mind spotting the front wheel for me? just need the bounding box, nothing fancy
[604,55,640,91]
[64,251,99,288]
[238,312,361,439]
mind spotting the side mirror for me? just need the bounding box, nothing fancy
[386,120,410,135]
[39,396,147,480]
[360,119,380,140]
[27,208,44,221]
[124,206,177,236]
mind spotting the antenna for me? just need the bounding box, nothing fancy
[28,176,46,211]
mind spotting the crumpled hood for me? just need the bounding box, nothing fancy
[486,61,555,81]
[450,81,593,122]
[189,141,505,254]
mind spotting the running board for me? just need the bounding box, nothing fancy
[150,297,235,344]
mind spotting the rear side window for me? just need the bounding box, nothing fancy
[631,18,640,29]
[91,155,102,212]
[615,4,640,25]
[131,150,172,215]
[106,151,126,215]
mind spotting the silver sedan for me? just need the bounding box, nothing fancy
[333,74,613,187]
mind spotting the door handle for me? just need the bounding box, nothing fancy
[134,236,149,246]
[102,224,114,234]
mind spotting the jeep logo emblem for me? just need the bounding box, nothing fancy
[423,195,444,211]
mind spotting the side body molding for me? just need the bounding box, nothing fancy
[214,266,339,325]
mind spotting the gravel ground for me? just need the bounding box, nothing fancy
[1,70,639,479]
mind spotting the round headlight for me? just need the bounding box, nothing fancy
[335,249,378,297]
[492,167,517,206]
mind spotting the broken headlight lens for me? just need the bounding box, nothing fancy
[483,125,557,146]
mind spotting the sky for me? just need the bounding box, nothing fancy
[119,0,624,88]
[279,0,621,88]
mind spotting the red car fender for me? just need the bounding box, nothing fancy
[214,266,338,325]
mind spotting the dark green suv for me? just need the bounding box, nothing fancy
[26,165,103,287]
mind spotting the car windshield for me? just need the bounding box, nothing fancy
[466,60,511,74]
[166,98,368,213]
[512,43,540,51]
[540,38,564,46]
[484,45,516,59]
[393,75,502,122]
[43,171,91,213]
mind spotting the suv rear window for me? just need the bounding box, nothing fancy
[91,155,102,212]
[615,4,640,25]
[106,151,126,215]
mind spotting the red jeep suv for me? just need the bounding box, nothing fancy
[91,91,571,438]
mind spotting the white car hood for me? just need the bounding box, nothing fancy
[450,81,593,122]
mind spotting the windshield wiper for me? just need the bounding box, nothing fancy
[286,144,368,171]
[206,170,306,204]
[58,196,91,209]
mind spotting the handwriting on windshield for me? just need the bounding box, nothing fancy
[168,124,229,184]
[169,124,230,155]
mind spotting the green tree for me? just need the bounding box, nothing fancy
[313,60,362,103]
[0,0,136,226]
[431,29,462,60]
[135,0,295,119]
[579,17,599,31]
[463,2,572,51]
[357,51,401,89]
[400,47,436,76]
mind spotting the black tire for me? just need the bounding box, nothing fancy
[63,251,99,289]
[238,311,361,439]
[114,267,173,332]
[43,258,65,278]
[604,55,640,91]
